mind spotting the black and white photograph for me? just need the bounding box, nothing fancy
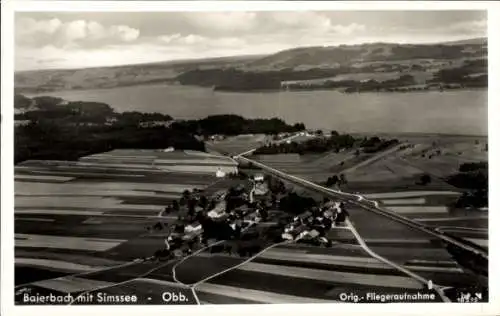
[1,1,498,314]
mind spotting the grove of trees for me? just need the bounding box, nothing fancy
[15,95,305,163]
[254,133,356,155]
[448,162,488,208]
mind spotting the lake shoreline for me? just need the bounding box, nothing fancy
[20,84,487,136]
[21,83,487,96]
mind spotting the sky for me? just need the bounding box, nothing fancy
[15,10,487,71]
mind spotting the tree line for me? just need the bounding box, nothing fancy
[15,95,305,163]
[172,115,305,136]
[448,162,488,208]
[254,132,356,155]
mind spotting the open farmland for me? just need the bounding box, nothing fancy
[246,133,488,251]
[251,150,356,183]
[14,135,488,304]
[206,134,272,156]
[14,149,242,288]
[189,224,446,304]
[323,134,488,250]
[19,219,453,304]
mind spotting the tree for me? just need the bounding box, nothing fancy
[208,199,217,210]
[180,189,191,206]
[187,198,196,216]
[315,129,324,136]
[170,200,178,212]
[339,174,347,185]
[199,195,208,209]
[279,192,317,215]
[14,94,32,109]
[419,174,432,185]
[459,162,487,173]
[260,207,269,222]
[326,175,339,187]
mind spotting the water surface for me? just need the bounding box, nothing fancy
[28,85,487,135]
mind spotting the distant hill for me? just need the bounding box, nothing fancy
[244,38,486,71]
[441,37,487,46]
[15,37,487,93]
[15,54,264,94]
[176,38,487,92]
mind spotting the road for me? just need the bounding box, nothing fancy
[341,143,408,174]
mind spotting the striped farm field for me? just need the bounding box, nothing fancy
[362,189,488,250]
[16,196,166,211]
[15,174,75,182]
[81,149,237,174]
[195,250,431,303]
[387,206,449,214]
[363,191,461,199]
[196,282,332,304]
[31,276,116,293]
[83,278,198,305]
[14,144,487,304]
[252,154,337,183]
[381,198,427,205]
[238,262,421,288]
[15,234,126,252]
[16,258,104,273]
[14,149,239,293]
[206,134,272,155]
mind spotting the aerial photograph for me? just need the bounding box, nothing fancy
[12,9,488,305]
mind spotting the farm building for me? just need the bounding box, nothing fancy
[254,173,265,182]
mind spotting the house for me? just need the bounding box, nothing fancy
[293,211,313,223]
[207,201,226,218]
[254,173,264,182]
[282,225,307,240]
[254,183,269,196]
[216,167,226,178]
[139,121,172,128]
[105,117,118,126]
[210,135,226,141]
[185,221,202,233]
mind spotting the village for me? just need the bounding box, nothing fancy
[147,172,350,261]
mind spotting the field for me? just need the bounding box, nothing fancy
[16,215,456,304]
[248,133,488,250]
[346,135,487,249]
[14,149,243,286]
[14,136,488,304]
[282,70,435,86]
[206,134,272,156]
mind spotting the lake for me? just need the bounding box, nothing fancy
[28,85,488,135]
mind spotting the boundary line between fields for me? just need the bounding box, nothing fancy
[345,218,451,302]
[16,177,229,294]
[67,257,183,305]
[191,240,292,288]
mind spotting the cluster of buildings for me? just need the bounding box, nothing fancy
[155,175,349,258]
[158,186,262,257]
